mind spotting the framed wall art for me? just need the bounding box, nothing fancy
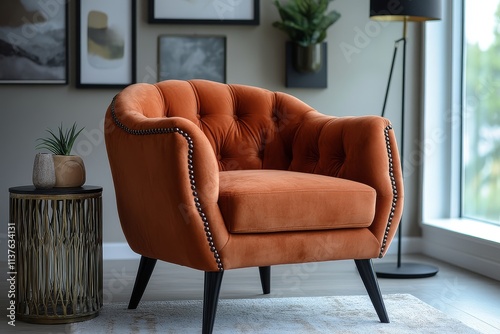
[0,0,68,84]
[158,35,226,83]
[149,0,259,25]
[76,0,136,88]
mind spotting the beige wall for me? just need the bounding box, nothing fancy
[0,0,424,247]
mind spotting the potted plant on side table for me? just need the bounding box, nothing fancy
[34,122,86,188]
[272,0,341,73]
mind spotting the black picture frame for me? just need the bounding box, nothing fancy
[149,0,259,25]
[76,0,136,88]
[0,0,68,85]
[158,35,226,83]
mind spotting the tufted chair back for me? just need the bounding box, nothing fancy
[114,80,387,179]
[121,79,308,171]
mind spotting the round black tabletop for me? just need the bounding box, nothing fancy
[9,185,102,195]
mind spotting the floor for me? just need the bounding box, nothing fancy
[2,254,499,333]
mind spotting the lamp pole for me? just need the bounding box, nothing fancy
[374,17,439,279]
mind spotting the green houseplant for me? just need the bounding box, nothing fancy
[36,122,86,188]
[272,0,341,72]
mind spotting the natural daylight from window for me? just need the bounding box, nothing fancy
[463,0,500,226]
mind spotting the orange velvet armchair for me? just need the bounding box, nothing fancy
[105,79,404,333]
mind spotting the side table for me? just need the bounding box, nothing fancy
[9,186,103,324]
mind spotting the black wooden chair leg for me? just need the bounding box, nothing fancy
[259,266,271,294]
[354,259,390,323]
[202,271,224,334]
[128,256,157,309]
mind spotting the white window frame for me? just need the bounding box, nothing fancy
[421,0,500,281]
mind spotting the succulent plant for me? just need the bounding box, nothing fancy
[36,122,84,156]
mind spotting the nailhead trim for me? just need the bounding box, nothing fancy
[110,97,224,271]
[379,124,398,258]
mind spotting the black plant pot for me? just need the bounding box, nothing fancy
[292,43,322,73]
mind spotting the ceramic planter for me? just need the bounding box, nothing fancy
[32,153,56,189]
[53,155,86,187]
[292,43,322,73]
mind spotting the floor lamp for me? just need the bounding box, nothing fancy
[369,0,441,278]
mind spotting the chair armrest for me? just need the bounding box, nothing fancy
[290,113,404,257]
[105,97,229,271]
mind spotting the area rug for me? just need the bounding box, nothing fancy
[70,294,479,333]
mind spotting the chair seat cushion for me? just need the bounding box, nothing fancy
[218,170,376,233]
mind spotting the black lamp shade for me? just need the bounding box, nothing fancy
[370,0,441,22]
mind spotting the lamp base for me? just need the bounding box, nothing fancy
[374,262,439,279]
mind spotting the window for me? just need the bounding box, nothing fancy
[462,0,500,225]
[421,1,500,281]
